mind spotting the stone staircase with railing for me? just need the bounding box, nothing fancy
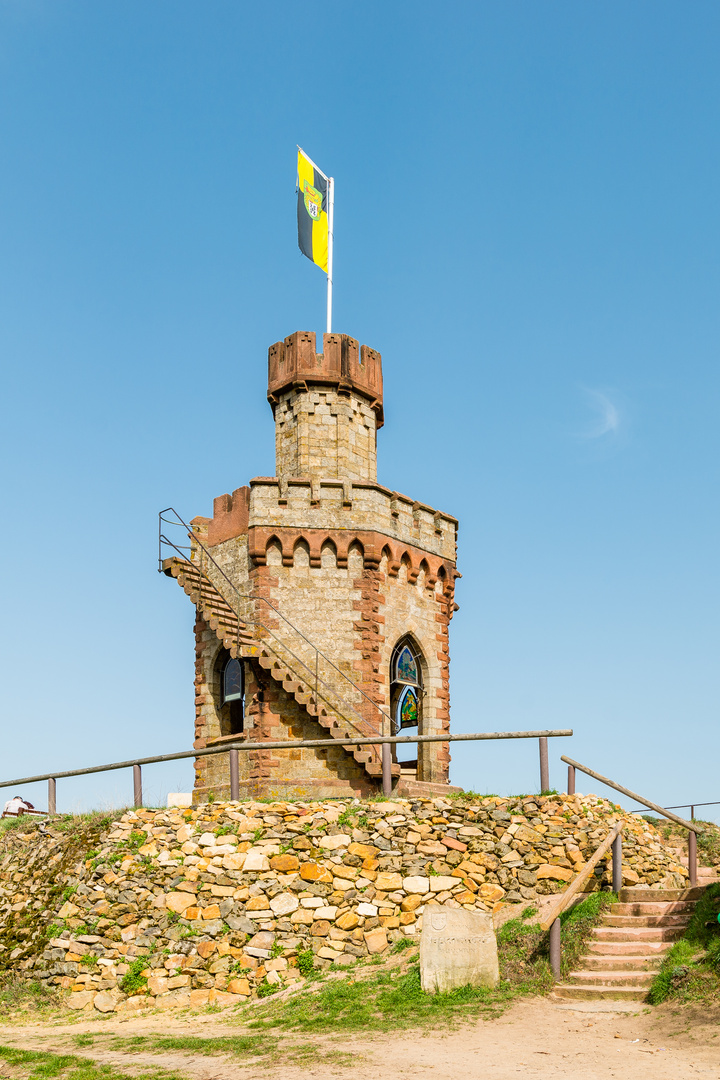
[552,886,704,1002]
[163,556,395,782]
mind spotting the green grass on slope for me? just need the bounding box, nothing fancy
[242,894,615,1033]
[648,883,720,1005]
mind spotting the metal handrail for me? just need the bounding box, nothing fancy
[631,801,720,819]
[1,727,573,814]
[541,821,624,980]
[158,508,397,753]
[562,753,702,890]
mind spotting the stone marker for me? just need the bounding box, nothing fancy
[420,906,499,993]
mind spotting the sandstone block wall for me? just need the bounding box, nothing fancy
[178,330,459,800]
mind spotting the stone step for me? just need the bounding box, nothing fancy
[583,954,663,972]
[592,926,684,942]
[612,901,696,916]
[566,970,655,987]
[619,887,703,903]
[552,984,649,1002]
[587,939,672,956]
[603,913,691,929]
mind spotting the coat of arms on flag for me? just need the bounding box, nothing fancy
[303,180,322,220]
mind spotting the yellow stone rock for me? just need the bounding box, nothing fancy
[270,854,300,872]
[375,872,403,892]
[400,894,423,912]
[165,892,196,914]
[227,978,251,996]
[477,883,506,902]
[364,928,388,954]
[335,911,360,930]
[299,862,333,883]
[347,842,378,859]
[536,864,573,882]
[201,904,222,920]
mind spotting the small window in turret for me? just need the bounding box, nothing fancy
[219,654,244,735]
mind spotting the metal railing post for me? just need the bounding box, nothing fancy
[133,764,142,808]
[48,778,56,815]
[539,736,549,793]
[688,830,697,888]
[229,750,239,801]
[612,831,622,893]
[549,917,561,980]
[567,764,575,796]
[382,743,392,797]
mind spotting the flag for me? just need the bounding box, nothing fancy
[297,149,328,273]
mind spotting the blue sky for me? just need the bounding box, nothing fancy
[1,2,718,818]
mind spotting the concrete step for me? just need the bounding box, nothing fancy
[612,901,696,916]
[553,984,649,1002]
[587,939,672,956]
[619,887,703,903]
[583,954,663,972]
[566,970,655,987]
[603,913,691,929]
[592,926,684,943]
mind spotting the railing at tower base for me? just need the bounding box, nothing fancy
[561,755,703,888]
[0,729,572,813]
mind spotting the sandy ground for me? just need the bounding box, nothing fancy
[1,997,719,1080]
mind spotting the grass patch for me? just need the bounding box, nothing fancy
[244,894,612,1034]
[0,975,59,1013]
[112,1034,360,1069]
[112,1034,278,1060]
[0,1045,186,1080]
[558,891,618,977]
[648,883,720,1005]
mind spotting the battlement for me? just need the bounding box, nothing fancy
[268,331,383,426]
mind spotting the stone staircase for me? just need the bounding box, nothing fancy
[163,556,396,781]
[553,886,704,1002]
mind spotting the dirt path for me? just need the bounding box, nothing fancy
[1,998,718,1079]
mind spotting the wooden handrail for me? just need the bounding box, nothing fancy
[561,756,702,834]
[540,821,623,932]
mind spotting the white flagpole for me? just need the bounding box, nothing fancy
[326,175,334,334]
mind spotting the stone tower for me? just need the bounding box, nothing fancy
[164,331,460,801]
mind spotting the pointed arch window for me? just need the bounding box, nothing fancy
[222,657,244,704]
[390,639,423,775]
[217,652,244,735]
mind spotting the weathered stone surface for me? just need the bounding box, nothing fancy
[165,892,196,914]
[299,862,333,883]
[93,991,119,1013]
[319,834,350,850]
[428,876,458,892]
[348,843,378,859]
[67,991,95,1009]
[536,864,574,882]
[375,872,403,892]
[242,849,270,872]
[270,854,300,872]
[403,876,430,894]
[364,929,388,954]
[420,907,499,993]
[269,893,299,916]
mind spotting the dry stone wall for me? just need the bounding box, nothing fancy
[0,794,688,1015]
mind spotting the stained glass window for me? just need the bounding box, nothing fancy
[395,645,418,685]
[398,686,419,729]
[223,657,244,704]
